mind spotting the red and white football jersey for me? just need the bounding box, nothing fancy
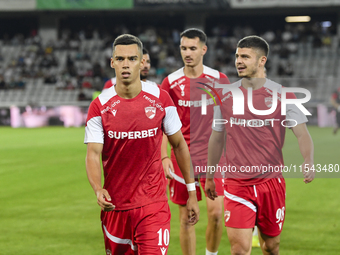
[213,78,308,186]
[103,77,116,90]
[85,81,182,210]
[161,65,229,164]
[144,79,160,88]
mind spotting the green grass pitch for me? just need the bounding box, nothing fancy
[0,126,339,254]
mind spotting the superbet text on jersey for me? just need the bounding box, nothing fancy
[213,79,308,186]
[84,81,182,210]
[161,65,229,164]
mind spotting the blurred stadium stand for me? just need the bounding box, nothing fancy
[0,0,339,126]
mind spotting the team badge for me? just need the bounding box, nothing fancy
[264,97,273,108]
[224,210,231,222]
[106,249,112,255]
[145,106,156,119]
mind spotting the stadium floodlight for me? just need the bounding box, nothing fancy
[285,16,311,23]
[321,21,332,28]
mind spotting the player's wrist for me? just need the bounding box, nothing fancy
[188,191,197,200]
[93,185,103,193]
[206,172,215,179]
[161,156,169,161]
[94,188,103,197]
[186,182,196,192]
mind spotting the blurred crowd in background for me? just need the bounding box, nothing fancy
[0,18,335,95]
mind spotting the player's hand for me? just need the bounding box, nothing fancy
[205,178,218,200]
[162,157,174,179]
[186,192,200,225]
[96,189,115,211]
[302,161,315,184]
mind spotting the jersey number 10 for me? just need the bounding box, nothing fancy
[157,228,170,246]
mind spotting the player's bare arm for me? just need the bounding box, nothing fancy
[167,130,200,225]
[206,129,225,200]
[86,143,115,211]
[161,133,174,180]
[291,123,315,184]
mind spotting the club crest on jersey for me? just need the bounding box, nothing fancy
[264,97,273,108]
[111,109,117,116]
[145,106,156,119]
[179,84,185,96]
[106,249,112,255]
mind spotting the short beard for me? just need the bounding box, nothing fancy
[140,74,148,80]
[238,68,257,78]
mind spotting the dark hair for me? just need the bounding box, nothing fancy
[180,28,207,44]
[142,48,149,55]
[112,34,143,57]
[237,35,269,57]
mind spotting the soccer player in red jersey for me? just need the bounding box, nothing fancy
[140,48,159,87]
[161,28,230,255]
[85,34,199,255]
[103,48,158,91]
[206,35,315,255]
